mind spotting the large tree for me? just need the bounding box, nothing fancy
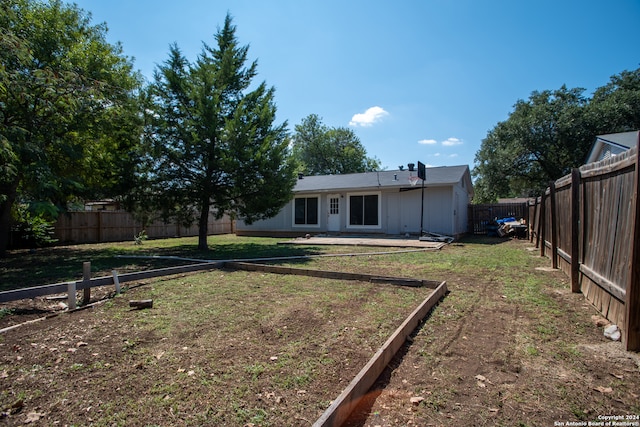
[138,14,296,250]
[0,0,142,255]
[291,114,381,175]
[587,68,640,131]
[473,69,640,202]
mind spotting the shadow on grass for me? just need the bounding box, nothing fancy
[0,238,324,292]
[1,234,530,292]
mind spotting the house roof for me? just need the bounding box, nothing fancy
[294,165,472,194]
[585,131,640,164]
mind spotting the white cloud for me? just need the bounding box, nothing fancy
[442,137,463,146]
[449,153,459,158]
[349,106,389,127]
[433,153,441,157]
[418,139,437,145]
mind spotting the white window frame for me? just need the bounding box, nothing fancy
[346,191,382,229]
[292,194,321,228]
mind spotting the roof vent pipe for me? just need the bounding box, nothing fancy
[408,163,415,171]
[298,173,304,179]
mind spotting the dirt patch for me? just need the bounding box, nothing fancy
[345,262,640,426]
[0,271,432,426]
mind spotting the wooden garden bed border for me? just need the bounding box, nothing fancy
[313,281,448,426]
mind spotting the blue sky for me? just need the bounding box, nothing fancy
[73,0,639,172]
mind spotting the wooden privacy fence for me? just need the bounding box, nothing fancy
[53,211,233,244]
[468,203,529,234]
[529,143,640,351]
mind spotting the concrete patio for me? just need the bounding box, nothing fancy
[278,235,447,249]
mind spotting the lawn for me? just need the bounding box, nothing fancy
[1,235,638,426]
[0,234,377,292]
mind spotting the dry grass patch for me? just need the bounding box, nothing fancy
[3,236,639,426]
[0,268,432,426]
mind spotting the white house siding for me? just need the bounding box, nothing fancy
[384,187,456,236]
[586,131,639,164]
[399,189,422,234]
[238,194,326,235]
[235,193,319,235]
[453,183,470,236]
[235,165,474,237]
[423,186,453,235]
[237,186,465,236]
[236,206,290,231]
[384,192,401,234]
[380,189,422,235]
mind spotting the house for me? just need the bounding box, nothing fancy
[83,199,121,211]
[585,131,639,164]
[235,164,474,238]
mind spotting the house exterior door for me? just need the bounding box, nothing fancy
[327,194,340,232]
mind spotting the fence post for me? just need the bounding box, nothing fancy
[67,282,76,310]
[539,192,546,256]
[535,198,540,245]
[97,211,102,243]
[112,270,121,294]
[549,182,558,269]
[625,143,640,351]
[529,200,537,243]
[82,262,91,305]
[571,169,581,293]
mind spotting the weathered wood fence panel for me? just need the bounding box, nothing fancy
[528,197,541,245]
[54,211,233,244]
[553,176,573,277]
[467,203,529,234]
[530,142,640,351]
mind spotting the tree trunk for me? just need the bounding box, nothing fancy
[0,179,19,257]
[197,200,210,251]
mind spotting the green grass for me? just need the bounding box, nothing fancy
[3,234,636,426]
[1,234,533,292]
[0,235,334,291]
[0,307,14,319]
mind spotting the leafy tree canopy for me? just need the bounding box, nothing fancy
[134,14,296,250]
[0,0,143,255]
[291,114,381,175]
[473,68,640,203]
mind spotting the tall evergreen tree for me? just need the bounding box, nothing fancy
[139,14,296,250]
